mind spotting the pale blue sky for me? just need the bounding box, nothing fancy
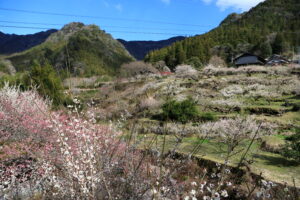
[0,0,265,41]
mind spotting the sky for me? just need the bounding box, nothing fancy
[0,0,265,41]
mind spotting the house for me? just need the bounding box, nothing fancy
[234,53,266,66]
[266,54,289,66]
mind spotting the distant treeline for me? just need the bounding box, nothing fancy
[145,0,300,69]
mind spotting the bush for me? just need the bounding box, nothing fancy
[161,97,199,123]
[291,102,300,112]
[175,64,198,79]
[186,57,203,69]
[281,130,300,162]
[24,62,65,106]
[208,55,227,68]
[120,61,158,77]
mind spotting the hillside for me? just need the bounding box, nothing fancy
[118,36,185,60]
[62,64,300,188]
[0,29,57,55]
[5,22,134,76]
[145,0,300,68]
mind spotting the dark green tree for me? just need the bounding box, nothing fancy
[281,130,300,162]
[25,61,65,106]
[175,43,186,66]
[161,97,198,123]
[272,33,287,54]
[259,42,273,58]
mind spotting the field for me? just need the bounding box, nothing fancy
[1,64,299,199]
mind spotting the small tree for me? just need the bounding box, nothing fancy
[24,62,65,106]
[209,55,227,68]
[281,130,300,162]
[259,42,273,58]
[175,65,198,79]
[161,97,199,123]
[186,56,203,69]
[120,61,158,77]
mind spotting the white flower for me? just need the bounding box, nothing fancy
[190,189,196,196]
[203,196,210,200]
[191,181,197,186]
[214,192,220,197]
[226,181,232,186]
[152,189,157,194]
[192,197,197,200]
[221,190,228,197]
[184,196,190,200]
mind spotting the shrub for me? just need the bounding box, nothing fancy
[208,55,227,68]
[161,97,199,123]
[24,62,65,106]
[281,130,300,162]
[198,112,218,122]
[0,84,52,160]
[120,61,158,77]
[186,56,203,69]
[291,102,300,112]
[139,96,161,110]
[175,65,198,79]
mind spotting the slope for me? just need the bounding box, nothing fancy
[6,22,134,77]
[145,0,300,69]
[0,29,57,55]
[118,36,185,60]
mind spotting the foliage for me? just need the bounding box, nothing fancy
[185,56,203,69]
[145,0,300,67]
[23,62,65,106]
[291,102,300,112]
[161,97,199,123]
[7,23,134,77]
[198,112,218,122]
[281,129,300,162]
[120,61,158,77]
[0,84,52,160]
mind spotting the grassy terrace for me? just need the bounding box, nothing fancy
[134,133,300,186]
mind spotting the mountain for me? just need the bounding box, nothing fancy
[145,0,300,69]
[0,29,57,55]
[118,36,185,60]
[5,22,134,77]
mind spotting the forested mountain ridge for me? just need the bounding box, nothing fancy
[118,36,185,60]
[0,29,57,55]
[5,22,134,77]
[145,0,300,69]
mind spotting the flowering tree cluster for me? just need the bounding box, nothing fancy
[0,83,52,160]
[175,65,198,79]
[0,85,298,199]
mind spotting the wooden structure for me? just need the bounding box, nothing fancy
[266,54,289,65]
[234,53,266,66]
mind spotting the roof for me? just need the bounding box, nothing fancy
[234,53,266,66]
[267,54,289,61]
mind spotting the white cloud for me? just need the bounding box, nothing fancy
[160,0,171,5]
[217,0,265,11]
[202,0,265,11]
[115,3,123,11]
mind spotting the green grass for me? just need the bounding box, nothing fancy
[136,133,300,186]
[257,111,300,127]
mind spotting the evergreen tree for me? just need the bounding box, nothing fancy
[25,61,65,106]
[260,42,273,58]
